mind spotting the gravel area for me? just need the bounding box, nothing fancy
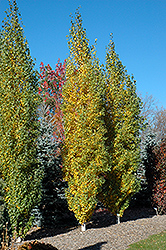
[18,208,166,250]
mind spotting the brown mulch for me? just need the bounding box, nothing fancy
[15,207,166,250]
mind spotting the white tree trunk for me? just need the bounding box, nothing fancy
[16,237,21,243]
[117,214,120,224]
[154,207,159,216]
[81,223,86,232]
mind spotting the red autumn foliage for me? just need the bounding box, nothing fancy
[39,60,66,145]
[151,139,166,214]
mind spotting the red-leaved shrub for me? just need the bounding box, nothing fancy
[151,139,166,214]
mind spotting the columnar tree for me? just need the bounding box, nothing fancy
[0,0,43,237]
[62,11,109,229]
[99,36,143,219]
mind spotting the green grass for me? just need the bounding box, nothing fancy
[127,230,166,250]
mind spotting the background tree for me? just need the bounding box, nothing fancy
[37,101,68,227]
[140,93,166,143]
[62,11,109,230]
[0,0,43,237]
[137,94,166,207]
[140,93,158,126]
[39,61,65,145]
[137,93,157,195]
[153,107,166,142]
[99,36,143,220]
[134,126,157,208]
[143,136,166,215]
[38,61,66,227]
[150,138,166,214]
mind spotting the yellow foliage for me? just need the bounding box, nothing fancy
[62,11,109,225]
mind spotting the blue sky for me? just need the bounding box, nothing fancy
[0,0,166,108]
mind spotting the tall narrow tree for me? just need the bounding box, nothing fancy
[62,11,109,229]
[99,36,143,220]
[0,0,43,237]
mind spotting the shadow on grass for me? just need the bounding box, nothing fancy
[78,241,107,250]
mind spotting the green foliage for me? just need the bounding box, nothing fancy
[99,35,143,217]
[0,0,43,237]
[18,241,58,250]
[62,10,109,225]
[128,230,166,250]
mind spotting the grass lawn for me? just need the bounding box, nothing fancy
[127,230,166,250]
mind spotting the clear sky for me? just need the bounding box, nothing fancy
[0,0,166,108]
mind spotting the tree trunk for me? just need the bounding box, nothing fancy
[81,223,86,232]
[116,214,120,224]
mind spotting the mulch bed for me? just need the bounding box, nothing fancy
[14,207,166,250]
